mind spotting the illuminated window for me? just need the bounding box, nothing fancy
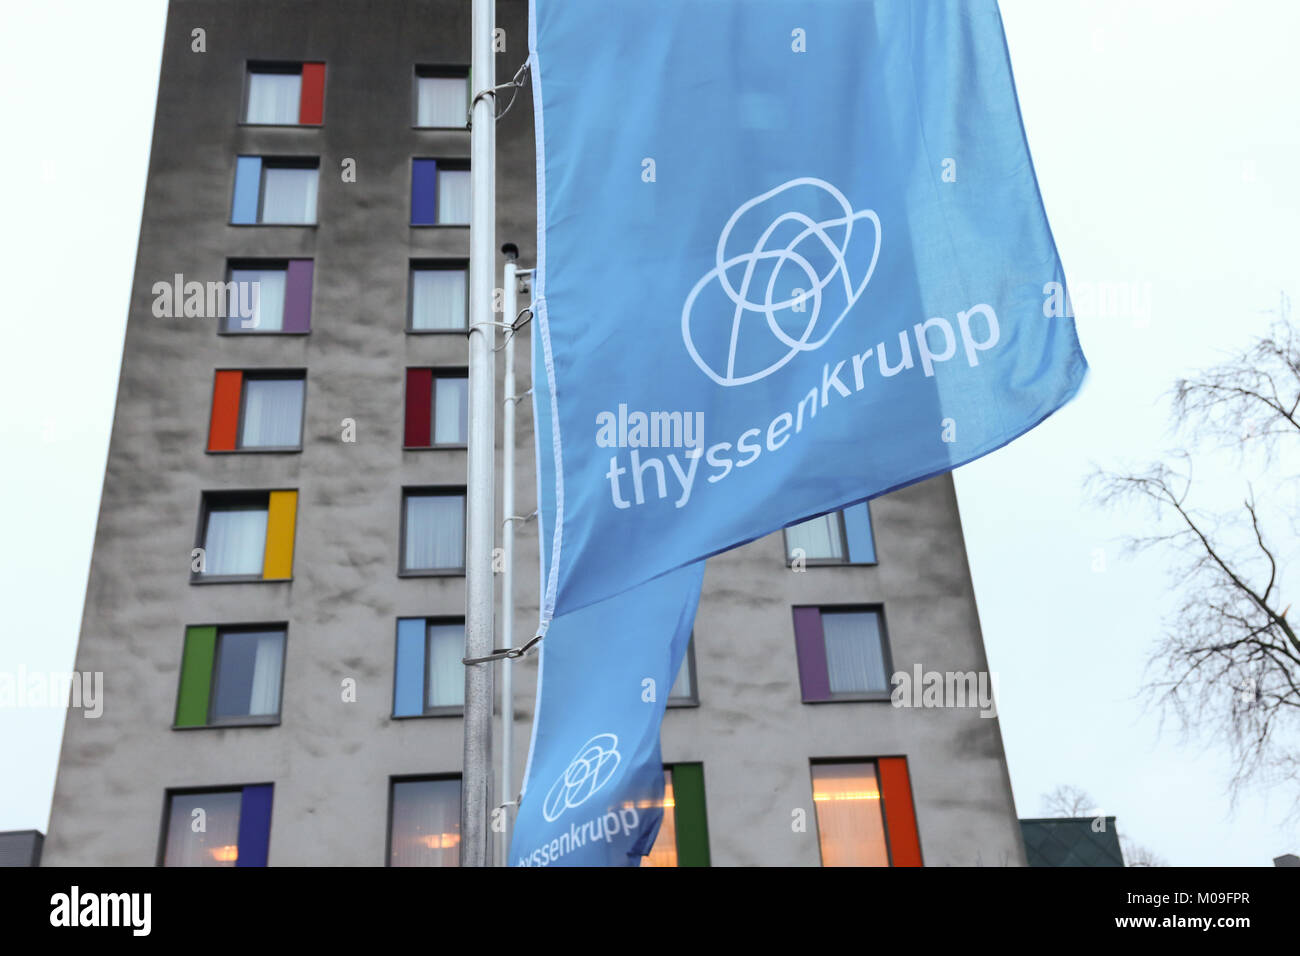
[643,763,710,867]
[811,762,888,866]
[389,777,460,867]
[161,785,272,867]
[811,758,923,867]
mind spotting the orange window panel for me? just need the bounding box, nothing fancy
[208,371,243,451]
[878,757,923,866]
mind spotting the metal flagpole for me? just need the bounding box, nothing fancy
[498,249,518,868]
[462,0,496,868]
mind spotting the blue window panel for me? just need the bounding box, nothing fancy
[411,159,438,225]
[394,618,426,716]
[232,156,262,224]
[234,784,273,867]
[844,502,876,564]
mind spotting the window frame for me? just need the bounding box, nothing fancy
[385,773,462,867]
[157,785,247,867]
[806,759,920,868]
[234,370,308,452]
[795,604,895,704]
[412,66,471,130]
[219,259,300,336]
[191,491,272,584]
[407,260,470,333]
[398,486,468,577]
[241,61,305,127]
[410,159,471,228]
[392,617,466,718]
[782,503,878,567]
[201,624,288,728]
[429,369,469,448]
[247,156,320,226]
[667,633,699,708]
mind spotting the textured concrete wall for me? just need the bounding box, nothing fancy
[45,0,1024,867]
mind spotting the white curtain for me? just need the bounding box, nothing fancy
[229,268,286,331]
[786,512,844,561]
[246,72,301,124]
[248,631,284,716]
[670,650,693,699]
[434,377,468,444]
[416,76,467,127]
[163,790,242,866]
[411,269,467,330]
[241,378,304,448]
[204,507,267,576]
[436,169,471,224]
[404,495,464,571]
[426,623,465,708]
[812,763,889,867]
[390,779,460,867]
[261,166,318,223]
[822,611,886,693]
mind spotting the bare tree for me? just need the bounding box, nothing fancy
[1120,837,1166,867]
[1040,784,1096,818]
[1091,307,1300,807]
[1040,785,1165,866]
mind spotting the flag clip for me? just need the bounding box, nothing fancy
[462,633,544,666]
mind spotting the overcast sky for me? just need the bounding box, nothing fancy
[1,0,1297,865]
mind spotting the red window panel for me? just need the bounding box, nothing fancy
[404,368,433,448]
[208,371,243,451]
[299,62,326,125]
[878,757,923,866]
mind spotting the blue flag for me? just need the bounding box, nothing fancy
[509,563,704,866]
[528,0,1087,622]
[513,272,705,866]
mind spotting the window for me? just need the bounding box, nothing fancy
[411,159,470,225]
[811,758,922,867]
[409,263,468,331]
[208,371,305,451]
[175,626,285,727]
[223,260,313,333]
[195,491,297,581]
[232,157,320,224]
[389,777,460,866]
[792,606,891,702]
[245,62,325,125]
[404,369,468,446]
[785,502,876,565]
[394,618,464,716]
[668,634,697,706]
[414,69,468,128]
[643,764,711,867]
[161,784,273,867]
[401,489,466,574]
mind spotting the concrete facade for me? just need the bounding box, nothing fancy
[44,0,1026,867]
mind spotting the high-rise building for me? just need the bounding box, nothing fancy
[44,0,1026,867]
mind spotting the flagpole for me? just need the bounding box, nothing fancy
[462,0,496,868]
[498,249,518,868]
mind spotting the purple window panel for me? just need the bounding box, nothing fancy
[284,259,313,332]
[792,607,831,702]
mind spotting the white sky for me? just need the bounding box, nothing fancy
[0,0,1296,865]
